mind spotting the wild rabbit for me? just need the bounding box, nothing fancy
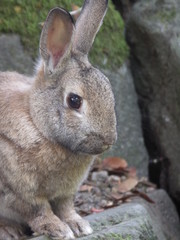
[0,0,117,239]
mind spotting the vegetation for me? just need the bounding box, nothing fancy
[92,234,132,240]
[0,0,128,70]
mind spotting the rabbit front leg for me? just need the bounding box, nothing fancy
[51,196,93,238]
[27,201,75,239]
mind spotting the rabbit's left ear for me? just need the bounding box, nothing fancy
[40,8,74,71]
[72,0,108,56]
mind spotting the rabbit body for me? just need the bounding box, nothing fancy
[0,0,117,239]
[0,71,93,201]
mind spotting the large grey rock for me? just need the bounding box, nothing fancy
[0,34,34,75]
[104,64,149,176]
[29,189,180,240]
[124,0,180,202]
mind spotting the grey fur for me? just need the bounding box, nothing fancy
[0,1,116,239]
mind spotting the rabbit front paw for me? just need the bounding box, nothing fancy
[29,214,75,240]
[66,215,93,237]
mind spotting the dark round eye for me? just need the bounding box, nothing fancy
[67,93,82,110]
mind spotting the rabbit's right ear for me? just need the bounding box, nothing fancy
[40,8,74,73]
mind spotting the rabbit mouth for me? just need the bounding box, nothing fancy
[74,134,113,155]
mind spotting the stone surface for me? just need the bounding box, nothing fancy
[124,0,180,202]
[29,189,180,240]
[0,34,34,75]
[91,171,108,182]
[104,64,149,177]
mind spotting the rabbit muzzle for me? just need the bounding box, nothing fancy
[75,131,117,155]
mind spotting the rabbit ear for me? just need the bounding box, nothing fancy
[40,8,74,71]
[72,0,108,55]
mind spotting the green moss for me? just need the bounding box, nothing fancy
[89,2,129,69]
[0,0,128,70]
[148,7,176,24]
[156,9,176,23]
[92,234,132,240]
[105,233,132,240]
[139,223,158,240]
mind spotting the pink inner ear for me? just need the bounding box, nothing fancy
[52,49,65,68]
[46,13,73,69]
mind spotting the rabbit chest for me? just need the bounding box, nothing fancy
[31,142,93,199]
[0,136,93,201]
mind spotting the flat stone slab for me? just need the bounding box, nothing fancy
[29,190,180,240]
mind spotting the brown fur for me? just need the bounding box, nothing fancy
[0,0,117,239]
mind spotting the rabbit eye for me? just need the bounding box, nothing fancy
[67,93,82,110]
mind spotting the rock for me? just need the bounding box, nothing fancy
[104,64,149,177]
[29,189,180,240]
[124,0,180,203]
[91,171,108,182]
[0,34,34,75]
[108,175,120,183]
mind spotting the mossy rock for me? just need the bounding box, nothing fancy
[0,0,128,70]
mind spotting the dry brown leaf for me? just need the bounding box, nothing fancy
[126,167,137,178]
[91,207,104,213]
[110,192,123,200]
[79,184,93,192]
[102,157,128,170]
[118,178,138,193]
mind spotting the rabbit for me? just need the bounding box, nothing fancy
[0,0,117,239]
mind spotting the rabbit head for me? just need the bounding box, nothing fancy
[30,0,117,155]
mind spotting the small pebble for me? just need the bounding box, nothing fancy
[100,199,107,207]
[91,171,108,182]
[108,175,120,183]
[121,175,127,181]
[91,187,101,196]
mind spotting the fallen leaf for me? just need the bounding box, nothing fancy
[118,178,138,193]
[102,157,128,171]
[106,201,114,207]
[91,207,104,213]
[79,184,93,192]
[110,192,123,200]
[124,198,132,203]
[126,167,137,178]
